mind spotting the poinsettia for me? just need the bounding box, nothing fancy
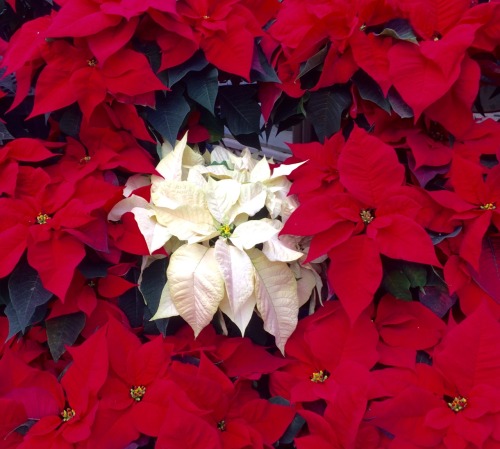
[0,167,120,299]
[369,305,500,449]
[29,39,165,120]
[110,135,315,351]
[157,353,295,449]
[282,126,440,321]
[430,156,500,270]
[269,300,378,448]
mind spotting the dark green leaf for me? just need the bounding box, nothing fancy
[382,269,412,300]
[352,70,391,113]
[419,270,456,317]
[375,19,418,44]
[5,302,47,340]
[388,87,414,118]
[77,258,111,279]
[470,235,500,304]
[119,269,144,328]
[163,51,209,87]
[199,108,225,142]
[0,122,14,142]
[8,260,53,332]
[219,85,261,136]
[428,226,462,245]
[401,262,427,288]
[232,132,262,151]
[297,45,329,80]
[12,419,37,436]
[147,87,190,146]
[140,258,169,335]
[58,106,82,137]
[250,44,280,83]
[46,312,86,361]
[305,85,351,142]
[185,67,218,113]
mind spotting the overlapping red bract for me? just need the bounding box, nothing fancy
[0,0,499,448]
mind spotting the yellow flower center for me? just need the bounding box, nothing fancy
[36,213,51,225]
[130,385,146,402]
[61,408,76,422]
[310,369,330,383]
[218,223,234,238]
[480,202,496,211]
[80,155,91,163]
[448,396,467,413]
[360,209,374,224]
[87,58,98,67]
[202,15,210,19]
[217,420,226,431]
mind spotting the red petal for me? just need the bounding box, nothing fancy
[327,235,382,322]
[338,126,405,206]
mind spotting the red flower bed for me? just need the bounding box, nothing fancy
[0,0,499,448]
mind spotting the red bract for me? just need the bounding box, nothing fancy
[52,127,156,181]
[159,354,294,449]
[88,320,178,449]
[46,0,177,62]
[18,327,109,449]
[176,0,264,79]
[0,168,120,298]
[369,305,500,449]
[283,127,440,320]
[431,157,500,270]
[374,294,447,368]
[269,301,378,448]
[29,40,165,120]
[0,138,59,196]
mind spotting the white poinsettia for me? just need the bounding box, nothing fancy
[109,136,317,353]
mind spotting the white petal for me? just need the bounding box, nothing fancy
[247,248,299,354]
[238,183,266,217]
[205,178,241,224]
[270,161,307,179]
[108,195,150,221]
[214,239,255,335]
[250,157,271,182]
[151,282,180,320]
[123,175,151,198]
[168,244,225,336]
[229,220,279,250]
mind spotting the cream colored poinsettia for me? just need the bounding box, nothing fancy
[109,135,319,353]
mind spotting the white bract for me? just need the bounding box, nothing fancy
[109,136,317,353]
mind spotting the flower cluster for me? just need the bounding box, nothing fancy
[0,0,499,448]
[110,136,321,352]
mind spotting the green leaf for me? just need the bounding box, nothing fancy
[8,259,53,332]
[46,312,86,361]
[352,70,391,113]
[250,44,280,83]
[297,45,329,80]
[162,51,209,87]
[139,258,169,335]
[185,67,218,113]
[4,302,47,340]
[375,19,419,44]
[305,85,351,142]
[219,85,261,136]
[119,270,145,328]
[77,258,111,279]
[147,87,190,146]
[58,106,82,137]
[383,269,412,300]
[388,87,414,118]
[383,261,427,300]
[428,226,462,245]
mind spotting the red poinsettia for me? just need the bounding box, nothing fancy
[158,354,295,449]
[45,0,178,62]
[0,138,60,197]
[269,301,378,448]
[0,167,120,299]
[369,305,500,449]
[29,39,165,120]
[176,0,264,80]
[431,156,500,270]
[18,327,109,449]
[282,126,440,321]
[374,294,447,369]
